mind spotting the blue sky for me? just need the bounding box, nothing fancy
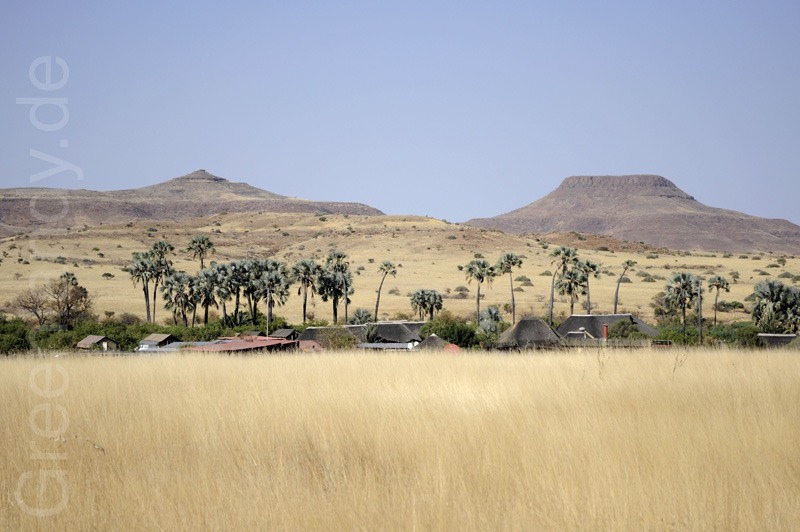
[3,1,800,224]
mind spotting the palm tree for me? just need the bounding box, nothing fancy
[576,259,601,314]
[126,252,153,322]
[149,241,174,323]
[548,247,578,325]
[613,260,637,314]
[410,289,443,320]
[322,251,352,324]
[496,252,523,324]
[291,259,322,323]
[258,260,291,329]
[751,280,800,333]
[665,272,699,337]
[187,235,215,271]
[228,260,249,325]
[193,268,218,326]
[161,271,193,326]
[349,308,374,325]
[707,275,730,326]
[555,268,587,316]
[374,260,397,322]
[461,259,496,323]
[211,262,232,326]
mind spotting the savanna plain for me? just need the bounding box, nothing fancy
[2,348,799,530]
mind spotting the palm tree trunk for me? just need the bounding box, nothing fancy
[266,289,273,330]
[302,284,308,323]
[152,280,159,323]
[586,281,591,314]
[375,274,387,322]
[476,283,482,324]
[681,306,687,338]
[221,301,228,327]
[508,272,516,324]
[714,289,719,326]
[549,272,557,325]
[332,295,339,324]
[234,290,241,326]
[343,280,349,324]
[143,284,151,323]
[204,303,209,326]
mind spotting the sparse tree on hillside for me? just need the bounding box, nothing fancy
[374,260,397,322]
[12,287,49,326]
[613,260,637,314]
[44,272,93,328]
[187,235,215,271]
[548,247,578,325]
[496,252,523,324]
[707,275,730,326]
[292,259,322,323]
[461,259,496,323]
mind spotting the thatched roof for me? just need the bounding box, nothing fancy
[372,323,420,344]
[415,334,448,350]
[297,327,358,343]
[556,314,658,339]
[495,317,560,349]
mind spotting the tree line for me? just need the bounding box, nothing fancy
[5,235,800,352]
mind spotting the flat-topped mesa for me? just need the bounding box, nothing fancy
[557,175,694,199]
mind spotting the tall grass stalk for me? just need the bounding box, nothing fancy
[2,349,798,530]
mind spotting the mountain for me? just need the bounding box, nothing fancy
[0,170,383,237]
[466,175,800,254]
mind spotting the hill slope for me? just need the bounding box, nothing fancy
[466,175,800,254]
[0,170,383,237]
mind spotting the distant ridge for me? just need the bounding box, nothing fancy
[466,175,800,254]
[0,170,383,237]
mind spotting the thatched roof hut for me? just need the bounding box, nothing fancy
[556,314,658,339]
[495,317,560,349]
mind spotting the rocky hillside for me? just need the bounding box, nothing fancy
[466,175,800,254]
[0,170,383,237]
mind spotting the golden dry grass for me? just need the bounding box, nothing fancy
[2,212,795,325]
[2,349,799,530]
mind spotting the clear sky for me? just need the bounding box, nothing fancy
[3,1,799,224]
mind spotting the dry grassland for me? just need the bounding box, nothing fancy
[2,349,799,530]
[2,213,796,325]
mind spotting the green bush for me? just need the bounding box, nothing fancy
[0,314,30,354]
[421,311,478,348]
